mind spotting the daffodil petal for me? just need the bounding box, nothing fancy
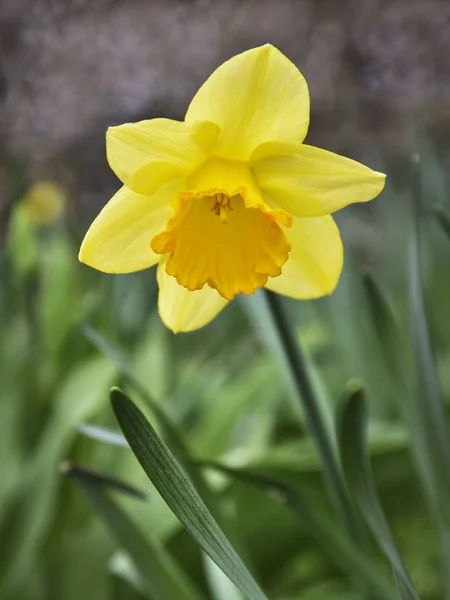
[185,44,309,160]
[79,180,183,273]
[106,118,220,195]
[265,214,343,298]
[157,259,229,333]
[252,142,386,217]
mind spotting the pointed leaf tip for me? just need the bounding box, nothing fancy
[338,387,420,600]
[110,386,127,413]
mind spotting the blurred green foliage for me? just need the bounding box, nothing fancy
[1,142,450,600]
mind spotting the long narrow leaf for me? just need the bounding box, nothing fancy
[83,326,245,551]
[111,387,269,600]
[433,204,450,240]
[77,423,128,448]
[362,272,402,379]
[82,323,187,458]
[409,155,450,597]
[194,460,397,600]
[61,462,145,499]
[1,357,116,597]
[363,272,437,503]
[64,462,202,600]
[203,553,244,600]
[409,158,450,510]
[338,387,419,600]
[109,552,147,598]
[245,290,364,549]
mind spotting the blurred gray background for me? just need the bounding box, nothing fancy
[1,0,450,224]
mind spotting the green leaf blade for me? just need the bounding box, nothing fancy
[77,423,129,448]
[82,323,187,459]
[338,387,420,600]
[433,204,450,240]
[194,460,397,600]
[65,463,200,600]
[111,387,268,600]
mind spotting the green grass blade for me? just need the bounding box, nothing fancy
[82,323,187,458]
[0,356,116,597]
[433,204,450,240]
[109,551,147,597]
[409,155,450,598]
[83,326,245,551]
[77,423,128,448]
[363,271,439,505]
[61,462,146,499]
[203,553,244,600]
[111,387,269,600]
[194,460,397,599]
[247,290,364,549]
[338,387,419,600]
[362,272,401,376]
[409,159,450,502]
[64,462,202,600]
[410,233,450,475]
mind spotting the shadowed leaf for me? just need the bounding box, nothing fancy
[64,462,201,600]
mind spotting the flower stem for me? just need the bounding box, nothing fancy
[263,290,364,547]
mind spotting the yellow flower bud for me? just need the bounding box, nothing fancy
[23,181,66,226]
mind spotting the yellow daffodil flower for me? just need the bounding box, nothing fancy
[79,44,385,333]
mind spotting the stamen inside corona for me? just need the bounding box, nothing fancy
[150,157,292,299]
[210,193,233,223]
[151,191,291,299]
